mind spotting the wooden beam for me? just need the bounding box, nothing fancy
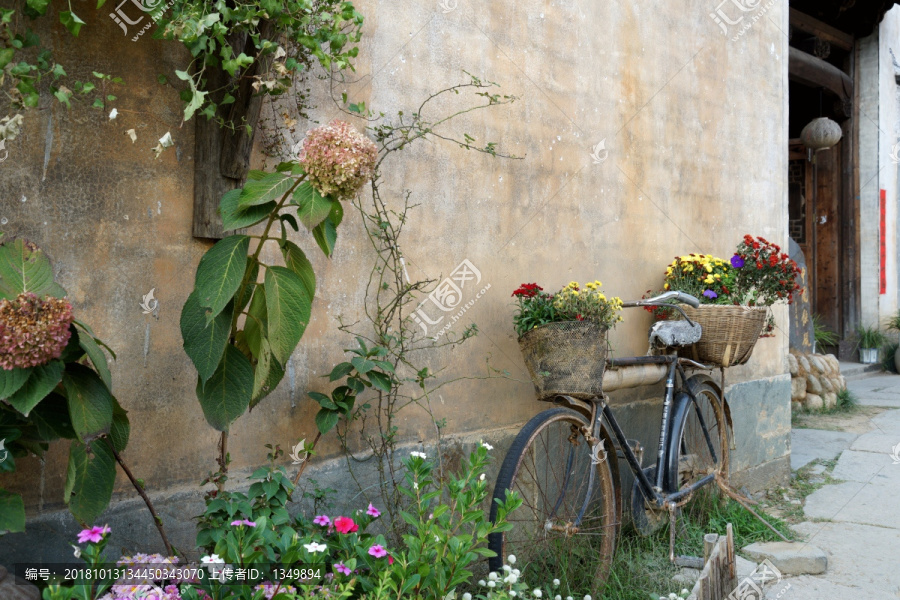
[789,46,853,102]
[789,8,854,51]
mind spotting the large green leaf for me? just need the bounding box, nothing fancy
[194,235,250,323]
[24,0,50,17]
[239,172,293,208]
[30,392,76,441]
[110,398,129,452]
[78,330,112,390]
[292,182,334,230]
[315,409,339,435]
[6,361,64,417]
[243,285,267,358]
[181,291,232,383]
[281,241,316,300]
[219,188,277,231]
[234,259,260,314]
[264,267,312,365]
[196,345,254,431]
[65,439,116,524]
[0,238,67,300]
[250,337,285,408]
[0,489,25,534]
[0,367,31,400]
[312,219,337,257]
[62,364,114,442]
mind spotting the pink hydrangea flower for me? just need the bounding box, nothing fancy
[313,514,331,527]
[0,292,74,370]
[77,525,111,544]
[230,519,256,527]
[366,503,381,518]
[297,120,377,201]
[334,562,352,576]
[368,544,387,558]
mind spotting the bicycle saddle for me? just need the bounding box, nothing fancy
[648,319,702,348]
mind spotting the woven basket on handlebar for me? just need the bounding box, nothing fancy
[518,321,608,401]
[676,305,767,367]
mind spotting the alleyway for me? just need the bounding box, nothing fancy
[764,371,900,599]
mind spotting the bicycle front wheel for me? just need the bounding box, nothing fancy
[488,407,618,595]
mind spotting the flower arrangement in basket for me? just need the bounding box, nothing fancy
[512,281,623,400]
[647,235,802,367]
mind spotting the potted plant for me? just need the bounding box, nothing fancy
[658,235,802,367]
[512,281,623,400]
[856,324,887,364]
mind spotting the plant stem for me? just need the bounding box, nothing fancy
[105,439,175,556]
[290,431,321,493]
[218,431,228,493]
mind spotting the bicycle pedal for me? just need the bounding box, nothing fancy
[616,438,644,467]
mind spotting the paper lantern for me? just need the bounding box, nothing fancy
[800,117,842,151]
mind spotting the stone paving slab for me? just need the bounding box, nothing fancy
[845,373,900,392]
[789,429,858,470]
[791,521,900,594]
[763,575,898,600]
[831,449,895,482]
[804,476,899,528]
[868,409,900,434]
[850,431,900,454]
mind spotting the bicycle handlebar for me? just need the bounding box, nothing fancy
[620,290,700,310]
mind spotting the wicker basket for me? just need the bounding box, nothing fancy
[676,305,768,367]
[518,321,608,401]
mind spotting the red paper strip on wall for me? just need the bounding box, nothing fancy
[881,189,887,295]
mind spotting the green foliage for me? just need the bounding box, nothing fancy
[835,388,859,411]
[812,313,839,347]
[158,0,364,127]
[0,235,122,534]
[855,324,887,349]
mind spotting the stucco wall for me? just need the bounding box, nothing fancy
[1,0,790,559]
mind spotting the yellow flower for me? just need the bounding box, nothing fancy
[705,264,713,273]
[714,274,721,279]
[594,280,602,287]
[705,276,715,284]
[567,281,579,289]
[598,293,606,301]
[664,283,670,290]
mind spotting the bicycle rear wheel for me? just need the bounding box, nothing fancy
[667,378,729,492]
[488,407,618,595]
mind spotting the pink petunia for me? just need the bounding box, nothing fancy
[368,544,387,558]
[334,562,352,576]
[366,503,381,518]
[313,515,331,527]
[77,525,111,544]
[231,519,256,527]
[334,516,358,534]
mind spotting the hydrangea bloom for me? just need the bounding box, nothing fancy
[0,292,73,370]
[297,120,377,201]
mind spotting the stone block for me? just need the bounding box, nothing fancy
[806,374,823,395]
[821,377,834,393]
[740,541,827,575]
[823,392,837,410]
[798,354,811,376]
[809,355,825,374]
[791,377,807,400]
[805,393,824,411]
[786,353,799,376]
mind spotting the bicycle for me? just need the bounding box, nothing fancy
[487,291,730,594]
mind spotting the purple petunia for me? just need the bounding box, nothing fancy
[313,515,331,527]
[730,255,745,268]
[77,525,111,544]
[334,562,352,576]
[702,290,718,299]
[366,503,381,518]
[368,544,388,558]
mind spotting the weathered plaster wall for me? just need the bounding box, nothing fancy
[880,7,900,324]
[1,0,790,560]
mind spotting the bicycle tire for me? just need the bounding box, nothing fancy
[488,407,618,595]
[667,378,729,493]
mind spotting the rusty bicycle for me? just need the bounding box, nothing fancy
[487,291,730,594]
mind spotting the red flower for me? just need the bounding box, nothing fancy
[512,283,543,298]
[334,517,358,534]
[576,314,584,321]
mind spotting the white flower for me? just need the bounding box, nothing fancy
[510,593,517,598]
[584,596,592,600]
[478,580,486,587]
[488,572,498,581]
[411,451,427,459]
[555,596,562,600]
[413,481,419,490]
[463,594,472,600]
[513,568,520,576]
[566,597,574,600]
[506,574,518,584]
[503,565,512,572]
[289,439,308,465]
[668,595,677,600]
[201,554,224,565]
[481,441,494,450]
[553,580,560,587]
[680,591,689,597]
[109,108,118,120]
[508,554,517,564]
[534,590,543,598]
[479,473,486,481]
[487,581,496,588]
[304,542,327,553]
[71,545,81,559]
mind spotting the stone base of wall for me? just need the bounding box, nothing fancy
[0,376,792,566]
[787,351,846,411]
